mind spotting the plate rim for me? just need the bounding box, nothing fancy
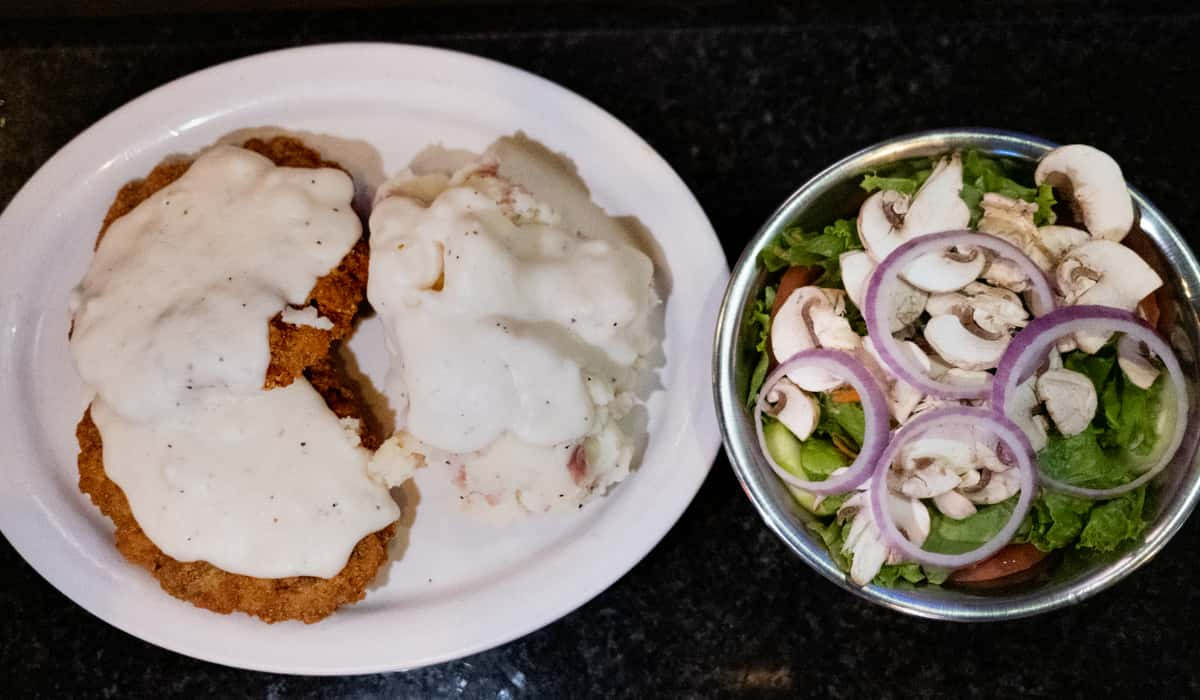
[0,41,727,674]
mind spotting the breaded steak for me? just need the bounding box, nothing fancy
[76,137,393,624]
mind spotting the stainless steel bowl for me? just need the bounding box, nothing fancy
[713,128,1200,620]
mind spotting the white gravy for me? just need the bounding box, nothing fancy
[70,145,399,578]
[93,382,397,578]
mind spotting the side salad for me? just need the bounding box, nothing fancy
[745,145,1187,588]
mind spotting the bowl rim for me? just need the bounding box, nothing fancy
[713,127,1200,621]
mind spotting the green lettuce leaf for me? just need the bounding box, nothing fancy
[744,285,776,406]
[923,497,1016,555]
[960,149,1057,227]
[815,394,866,450]
[1063,345,1116,392]
[1109,373,1162,457]
[1037,428,1125,489]
[798,440,848,478]
[1021,487,1148,555]
[1045,344,1165,486]
[1079,487,1147,553]
[874,562,926,587]
[806,519,851,572]
[860,157,935,196]
[1023,490,1093,552]
[811,492,849,517]
[758,218,862,283]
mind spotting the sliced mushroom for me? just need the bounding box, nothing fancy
[902,246,987,294]
[958,468,982,490]
[1036,368,1098,437]
[771,287,820,360]
[1057,240,1162,308]
[978,195,1091,278]
[838,492,886,585]
[809,303,862,351]
[965,467,1021,505]
[941,368,992,387]
[1055,240,1163,352]
[839,489,931,584]
[839,250,875,308]
[897,436,975,473]
[889,495,931,552]
[1032,225,1091,273]
[969,283,1029,334]
[763,378,820,440]
[840,250,927,332]
[1056,336,1079,354]
[1117,336,1161,390]
[927,282,1028,338]
[841,508,867,550]
[862,337,929,424]
[924,291,968,318]
[891,464,962,499]
[857,154,979,293]
[1035,144,1135,242]
[924,314,1010,370]
[857,155,970,259]
[981,255,1031,293]
[898,338,933,373]
[974,440,1013,473]
[1055,257,1100,303]
[820,287,848,314]
[908,395,959,419]
[978,193,1041,282]
[978,192,1039,246]
[891,379,925,426]
[1008,375,1049,451]
[771,287,854,390]
[933,490,978,520]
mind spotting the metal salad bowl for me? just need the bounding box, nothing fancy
[713,128,1200,620]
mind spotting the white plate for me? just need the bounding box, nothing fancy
[0,44,727,674]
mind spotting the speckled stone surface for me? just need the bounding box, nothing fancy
[3,2,1200,697]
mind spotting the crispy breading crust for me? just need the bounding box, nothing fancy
[76,137,392,624]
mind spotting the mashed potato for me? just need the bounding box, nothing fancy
[367,141,659,520]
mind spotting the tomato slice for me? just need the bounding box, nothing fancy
[770,265,822,320]
[949,543,1048,584]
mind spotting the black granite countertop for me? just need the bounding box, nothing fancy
[4,2,1200,697]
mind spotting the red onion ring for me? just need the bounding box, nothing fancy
[993,305,1188,499]
[868,406,1037,569]
[755,349,890,495]
[864,230,1056,400]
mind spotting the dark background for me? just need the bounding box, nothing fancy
[3,1,1199,697]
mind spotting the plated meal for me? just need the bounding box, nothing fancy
[6,41,1197,676]
[740,142,1190,590]
[0,43,724,671]
[66,134,661,622]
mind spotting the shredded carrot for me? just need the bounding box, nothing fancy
[831,434,858,460]
[830,387,860,403]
